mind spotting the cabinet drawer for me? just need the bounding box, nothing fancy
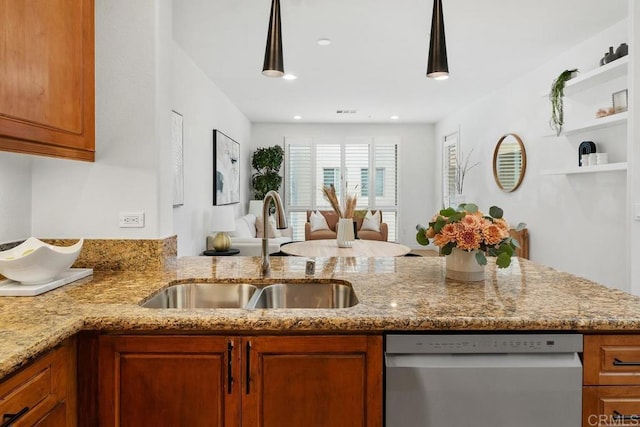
[585,336,640,385]
[583,386,640,426]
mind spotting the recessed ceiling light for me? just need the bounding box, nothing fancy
[317,38,332,46]
[283,73,297,80]
[390,115,400,120]
[293,115,302,120]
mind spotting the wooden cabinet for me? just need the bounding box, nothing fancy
[0,0,95,162]
[583,335,640,426]
[97,334,382,427]
[0,338,76,427]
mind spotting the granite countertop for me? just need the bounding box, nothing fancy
[2,255,640,378]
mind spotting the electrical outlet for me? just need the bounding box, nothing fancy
[636,203,640,221]
[119,212,145,228]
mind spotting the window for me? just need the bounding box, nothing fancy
[442,133,458,208]
[285,137,399,241]
[360,168,384,197]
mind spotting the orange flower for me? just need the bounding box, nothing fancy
[455,227,482,250]
[482,224,504,246]
[493,218,510,238]
[425,227,436,238]
[461,214,482,230]
[433,233,451,247]
[440,223,458,240]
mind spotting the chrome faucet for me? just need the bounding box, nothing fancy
[261,190,287,275]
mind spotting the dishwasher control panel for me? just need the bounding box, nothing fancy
[386,333,583,354]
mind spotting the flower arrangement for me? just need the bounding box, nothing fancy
[416,203,525,268]
[321,184,358,218]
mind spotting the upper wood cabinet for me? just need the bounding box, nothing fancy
[0,0,95,161]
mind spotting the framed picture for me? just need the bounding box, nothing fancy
[171,111,184,207]
[612,89,628,113]
[213,130,240,205]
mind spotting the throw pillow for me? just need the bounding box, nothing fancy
[360,210,381,232]
[256,215,280,238]
[231,216,253,238]
[310,211,330,232]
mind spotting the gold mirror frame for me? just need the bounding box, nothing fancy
[492,133,526,192]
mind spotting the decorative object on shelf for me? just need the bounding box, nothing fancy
[578,141,596,167]
[604,46,618,64]
[492,133,526,193]
[581,154,590,167]
[171,110,184,207]
[426,0,449,80]
[596,107,615,118]
[210,205,236,251]
[251,145,284,201]
[549,69,578,136]
[322,184,358,248]
[612,89,628,113]
[416,203,525,281]
[596,153,608,165]
[615,43,628,59]
[262,0,284,77]
[0,237,84,285]
[213,130,240,205]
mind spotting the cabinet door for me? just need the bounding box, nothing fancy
[242,335,382,427]
[0,0,95,161]
[583,386,640,426]
[98,335,240,427]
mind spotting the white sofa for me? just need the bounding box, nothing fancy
[206,213,292,256]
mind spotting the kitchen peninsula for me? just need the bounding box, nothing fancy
[2,255,640,426]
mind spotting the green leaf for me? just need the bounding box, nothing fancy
[510,237,521,249]
[441,242,455,255]
[515,222,527,231]
[464,203,478,213]
[496,252,512,268]
[475,251,487,265]
[416,230,429,246]
[487,247,499,257]
[448,212,465,223]
[489,206,503,219]
[433,218,447,233]
[440,207,457,217]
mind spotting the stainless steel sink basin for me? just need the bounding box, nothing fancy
[251,283,358,309]
[142,283,259,309]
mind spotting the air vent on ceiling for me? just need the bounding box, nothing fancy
[336,109,357,114]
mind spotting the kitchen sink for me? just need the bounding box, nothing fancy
[141,281,358,309]
[251,283,358,309]
[141,283,259,309]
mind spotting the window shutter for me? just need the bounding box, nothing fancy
[443,134,458,208]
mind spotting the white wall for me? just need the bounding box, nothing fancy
[172,44,252,257]
[250,123,436,247]
[436,20,629,291]
[629,1,640,295]
[30,1,174,240]
[0,153,31,243]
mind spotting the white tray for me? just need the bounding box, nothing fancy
[0,268,93,296]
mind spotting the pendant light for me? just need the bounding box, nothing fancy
[262,0,284,77]
[426,0,449,80]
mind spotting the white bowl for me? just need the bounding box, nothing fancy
[0,237,84,285]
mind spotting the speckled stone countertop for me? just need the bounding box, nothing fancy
[2,255,640,378]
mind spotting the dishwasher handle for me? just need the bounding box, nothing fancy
[385,352,583,369]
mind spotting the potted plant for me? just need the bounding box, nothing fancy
[549,69,578,136]
[251,145,284,200]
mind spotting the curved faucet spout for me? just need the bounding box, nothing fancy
[261,190,287,276]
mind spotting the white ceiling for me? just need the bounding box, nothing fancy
[173,0,628,124]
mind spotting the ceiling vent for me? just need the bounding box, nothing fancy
[336,109,357,114]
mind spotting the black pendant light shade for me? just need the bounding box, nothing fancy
[262,0,284,77]
[427,0,449,79]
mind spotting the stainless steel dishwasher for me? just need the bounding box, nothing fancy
[385,333,583,427]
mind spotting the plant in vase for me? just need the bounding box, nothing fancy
[549,68,578,136]
[321,184,358,247]
[416,203,525,271]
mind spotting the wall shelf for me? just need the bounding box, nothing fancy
[540,162,628,175]
[546,111,628,136]
[563,56,628,96]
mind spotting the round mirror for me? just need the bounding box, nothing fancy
[493,133,526,192]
